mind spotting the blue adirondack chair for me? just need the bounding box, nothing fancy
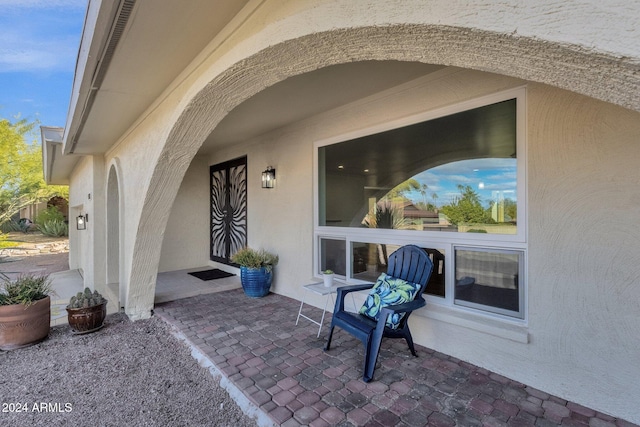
[324,245,434,382]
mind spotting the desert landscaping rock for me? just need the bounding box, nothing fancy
[0,313,258,427]
[0,234,258,427]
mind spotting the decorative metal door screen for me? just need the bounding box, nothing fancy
[210,156,247,264]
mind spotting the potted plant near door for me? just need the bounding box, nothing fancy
[231,247,279,298]
[66,287,108,334]
[0,273,53,350]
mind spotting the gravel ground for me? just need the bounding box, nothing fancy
[0,235,259,427]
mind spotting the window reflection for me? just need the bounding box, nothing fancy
[319,99,517,234]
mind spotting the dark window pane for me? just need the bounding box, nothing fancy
[454,248,523,318]
[320,238,346,276]
[351,242,446,298]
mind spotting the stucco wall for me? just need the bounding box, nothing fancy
[115,0,639,322]
[63,1,640,422]
[158,155,210,272]
[200,70,640,422]
[526,84,640,417]
[68,156,93,274]
[67,155,106,290]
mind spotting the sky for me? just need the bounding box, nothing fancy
[406,158,517,208]
[0,0,86,129]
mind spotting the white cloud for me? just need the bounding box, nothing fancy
[0,0,85,9]
[0,1,85,73]
[0,35,79,72]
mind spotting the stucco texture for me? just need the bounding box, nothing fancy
[119,1,640,321]
[70,1,640,422]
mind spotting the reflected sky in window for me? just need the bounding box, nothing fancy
[405,158,517,208]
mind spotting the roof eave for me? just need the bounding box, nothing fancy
[41,126,78,185]
[62,0,125,155]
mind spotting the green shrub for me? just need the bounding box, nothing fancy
[0,232,18,249]
[231,247,279,272]
[0,273,53,306]
[0,220,22,233]
[0,231,11,249]
[35,206,65,227]
[39,219,68,237]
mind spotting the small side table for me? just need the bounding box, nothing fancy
[296,280,356,338]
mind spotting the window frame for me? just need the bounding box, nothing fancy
[453,245,526,319]
[313,87,527,322]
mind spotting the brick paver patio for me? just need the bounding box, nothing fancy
[154,289,637,427]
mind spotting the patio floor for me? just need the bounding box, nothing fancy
[153,288,636,427]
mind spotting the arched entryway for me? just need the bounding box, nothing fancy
[106,162,123,310]
[123,23,640,320]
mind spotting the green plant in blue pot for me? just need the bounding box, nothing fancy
[231,247,279,298]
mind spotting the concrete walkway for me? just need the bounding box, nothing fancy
[49,269,84,325]
[154,289,638,427]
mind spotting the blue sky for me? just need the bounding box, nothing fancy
[0,0,86,129]
[406,158,517,208]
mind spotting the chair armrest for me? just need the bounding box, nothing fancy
[374,297,426,332]
[378,297,426,317]
[334,284,373,312]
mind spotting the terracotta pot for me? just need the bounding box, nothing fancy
[0,296,51,351]
[66,301,107,334]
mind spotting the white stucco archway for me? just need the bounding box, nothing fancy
[106,159,124,311]
[123,24,640,319]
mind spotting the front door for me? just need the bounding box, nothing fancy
[210,156,247,264]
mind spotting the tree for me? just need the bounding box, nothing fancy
[385,179,421,200]
[440,184,493,226]
[0,118,68,225]
[503,198,517,222]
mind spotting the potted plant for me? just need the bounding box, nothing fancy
[231,247,279,298]
[322,269,335,287]
[66,287,108,334]
[0,273,53,350]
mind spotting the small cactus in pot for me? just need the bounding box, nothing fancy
[66,287,108,334]
[69,288,107,309]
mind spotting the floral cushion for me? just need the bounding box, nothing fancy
[359,273,421,329]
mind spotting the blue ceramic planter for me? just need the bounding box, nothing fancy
[240,266,273,298]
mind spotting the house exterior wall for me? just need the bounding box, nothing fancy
[119,0,639,322]
[525,84,640,422]
[200,70,640,421]
[61,0,640,422]
[67,155,106,292]
[158,155,210,273]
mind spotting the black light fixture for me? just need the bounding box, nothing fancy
[261,166,276,188]
[76,214,87,230]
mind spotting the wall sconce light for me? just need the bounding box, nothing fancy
[76,214,87,230]
[261,166,276,189]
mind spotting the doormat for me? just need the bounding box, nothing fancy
[188,269,235,281]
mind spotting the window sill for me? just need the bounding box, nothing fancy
[415,303,529,344]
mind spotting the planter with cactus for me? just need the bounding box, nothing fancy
[66,288,107,334]
[0,273,53,350]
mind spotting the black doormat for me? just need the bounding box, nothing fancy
[188,269,235,281]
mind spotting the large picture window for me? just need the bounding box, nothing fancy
[315,89,526,321]
[318,99,517,235]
